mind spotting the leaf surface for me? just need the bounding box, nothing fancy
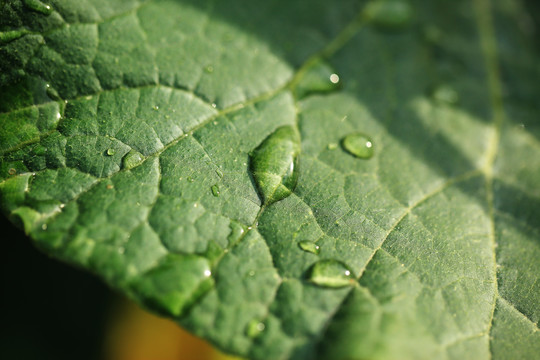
[1,0,539,359]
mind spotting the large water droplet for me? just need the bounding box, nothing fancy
[341,133,374,159]
[308,259,355,288]
[23,0,52,15]
[245,319,265,338]
[364,0,413,30]
[122,150,143,170]
[298,240,320,255]
[250,126,301,205]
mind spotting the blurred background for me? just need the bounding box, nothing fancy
[0,215,239,360]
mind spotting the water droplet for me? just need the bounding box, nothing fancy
[8,168,17,175]
[211,184,220,197]
[153,105,159,110]
[298,241,320,255]
[205,65,214,73]
[249,126,301,205]
[187,176,195,183]
[204,269,212,277]
[23,0,52,15]
[327,143,338,150]
[364,0,413,30]
[41,223,48,230]
[341,133,374,159]
[294,59,341,98]
[245,319,265,338]
[308,259,355,288]
[106,148,115,156]
[215,168,224,178]
[432,85,459,105]
[211,103,217,108]
[122,150,143,170]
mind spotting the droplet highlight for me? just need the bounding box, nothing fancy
[341,133,374,159]
[364,0,413,30]
[106,148,115,156]
[122,150,144,170]
[249,126,301,205]
[298,240,320,255]
[23,0,52,15]
[308,259,355,288]
[245,319,265,338]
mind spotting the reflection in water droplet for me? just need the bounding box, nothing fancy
[249,126,301,205]
[23,0,52,15]
[246,319,265,338]
[308,259,355,288]
[432,85,459,105]
[298,240,320,255]
[122,150,144,170]
[294,59,341,98]
[364,0,412,30]
[211,184,220,197]
[342,133,374,159]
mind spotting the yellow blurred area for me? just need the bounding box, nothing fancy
[106,299,242,360]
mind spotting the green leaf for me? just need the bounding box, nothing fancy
[1,0,539,359]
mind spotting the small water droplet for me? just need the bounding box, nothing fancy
[245,319,265,338]
[122,150,144,169]
[327,143,338,150]
[341,133,374,159]
[308,259,355,288]
[59,204,65,209]
[205,65,214,73]
[250,126,301,205]
[215,168,224,178]
[364,0,413,30]
[204,269,212,277]
[211,184,220,197]
[298,240,320,255]
[187,176,195,183]
[23,0,52,15]
[106,148,115,156]
[153,105,159,110]
[329,73,340,84]
[248,270,255,277]
[294,59,341,98]
[432,85,459,105]
[41,223,48,230]
[211,103,217,108]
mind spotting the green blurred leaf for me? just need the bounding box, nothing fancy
[1,0,539,359]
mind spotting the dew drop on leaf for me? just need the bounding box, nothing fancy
[245,319,265,338]
[341,133,374,159]
[298,240,320,255]
[249,125,301,205]
[23,0,52,15]
[106,148,115,156]
[364,0,413,30]
[122,150,144,170]
[211,184,220,197]
[308,259,355,288]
